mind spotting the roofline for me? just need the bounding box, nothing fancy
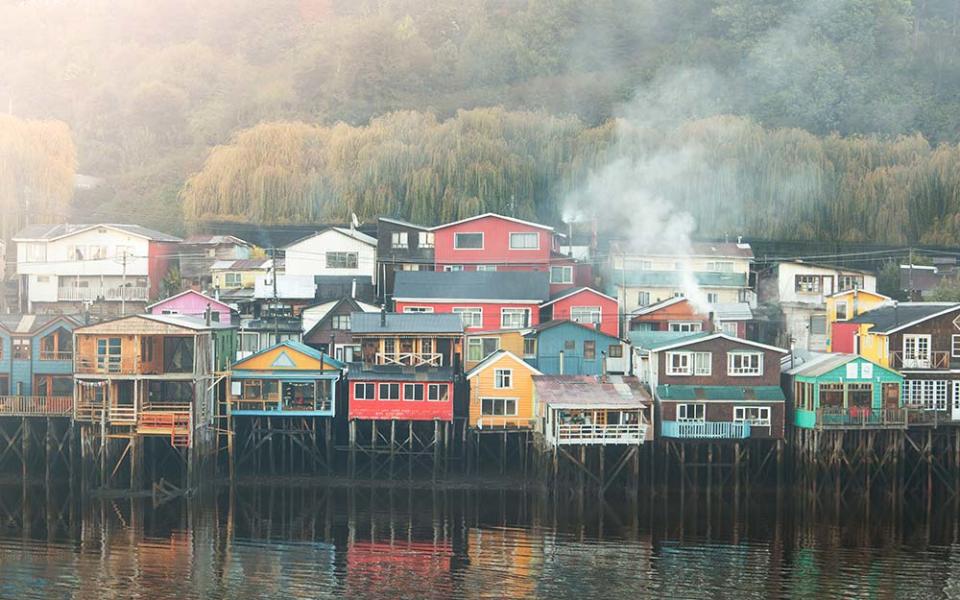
[14,223,182,243]
[428,212,555,233]
[529,319,626,341]
[649,333,788,354]
[378,217,429,230]
[75,313,219,333]
[466,350,542,379]
[777,260,875,275]
[392,297,545,304]
[900,264,937,271]
[825,289,892,300]
[629,296,688,316]
[882,303,960,335]
[145,289,234,312]
[283,226,376,249]
[540,287,618,308]
[0,314,82,336]
[230,340,346,370]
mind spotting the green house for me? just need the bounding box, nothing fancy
[785,354,905,430]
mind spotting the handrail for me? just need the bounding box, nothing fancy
[661,420,751,439]
[816,407,908,429]
[58,286,148,302]
[0,395,72,417]
[39,350,73,361]
[476,416,536,429]
[376,352,444,367]
[890,351,950,370]
[554,423,647,445]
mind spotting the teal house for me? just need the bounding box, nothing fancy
[785,354,905,430]
[524,320,630,375]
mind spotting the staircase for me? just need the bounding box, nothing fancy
[139,410,192,449]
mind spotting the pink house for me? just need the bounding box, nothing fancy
[146,290,235,325]
[539,287,620,338]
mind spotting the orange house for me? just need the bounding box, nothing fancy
[466,349,541,429]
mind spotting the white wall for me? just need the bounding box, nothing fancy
[776,263,877,306]
[17,227,151,277]
[284,229,376,278]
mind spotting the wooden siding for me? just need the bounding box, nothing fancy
[464,331,525,370]
[468,353,537,429]
[394,301,540,332]
[532,322,625,376]
[656,337,783,387]
[347,379,454,421]
[545,289,619,337]
[661,400,785,439]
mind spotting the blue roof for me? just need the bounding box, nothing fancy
[628,330,712,350]
[231,340,346,370]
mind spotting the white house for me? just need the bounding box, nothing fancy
[283,227,377,280]
[758,261,877,352]
[13,223,181,315]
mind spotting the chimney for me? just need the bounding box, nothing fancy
[380,306,387,327]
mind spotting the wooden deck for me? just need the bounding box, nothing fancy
[0,395,73,417]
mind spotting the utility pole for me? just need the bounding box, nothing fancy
[270,247,280,344]
[120,249,128,317]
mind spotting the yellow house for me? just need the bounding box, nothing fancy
[466,349,541,429]
[464,329,530,371]
[211,258,273,290]
[825,289,891,352]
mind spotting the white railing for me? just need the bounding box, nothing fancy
[476,416,536,430]
[376,352,443,367]
[661,420,750,439]
[555,423,647,445]
[58,286,149,302]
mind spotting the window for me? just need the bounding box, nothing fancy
[721,322,739,337]
[734,406,771,426]
[903,380,948,411]
[608,344,623,358]
[160,309,180,315]
[418,231,434,248]
[728,352,763,376]
[443,265,464,271]
[331,315,351,330]
[693,352,711,376]
[391,232,408,249]
[326,252,358,269]
[570,306,601,326]
[454,232,483,249]
[453,307,483,328]
[523,338,536,357]
[564,339,575,350]
[677,403,705,421]
[12,339,29,360]
[501,308,531,329]
[637,291,650,306]
[953,335,960,358]
[481,398,517,416]
[354,383,375,400]
[903,334,932,367]
[403,383,424,401]
[627,259,653,270]
[666,352,691,375]
[706,261,734,272]
[141,337,154,363]
[224,272,243,287]
[509,232,539,249]
[240,332,259,353]
[495,369,512,389]
[96,338,121,371]
[838,274,864,291]
[421,338,433,354]
[383,338,396,354]
[669,321,702,333]
[36,275,50,283]
[403,306,434,313]
[836,301,848,321]
[584,340,596,360]
[809,315,827,335]
[550,266,573,284]
[379,383,400,401]
[24,243,46,262]
[428,384,449,402]
[795,275,822,293]
[467,337,499,362]
[706,292,719,304]
[475,265,498,272]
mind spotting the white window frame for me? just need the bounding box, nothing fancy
[903,334,932,366]
[223,272,243,287]
[481,397,518,417]
[418,231,434,248]
[475,265,498,272]
[570,306,601,326]
[391,231,408,249]
[733,406,771,426]
[637,291,650,306]
[453,307,483,328]
[693,352,711,376]
[902,379,948,411]
[330,315,351,330]
[952,335,960,358]
[666,352,691,376]
[354,382,375,401]
[677,403,705,421]
[706,261,734,272]
[727,351,763,376]
[403,383,424,401]
[467,337,499,362]
[706,292,720,304]
[523,338,537,357]
[443,265,464,272]
[494,368,513,389]
[509,232,539,250]
[836,301,848,321]
[720,321,739,337]
[325,251,359,269]
[427,383,448,402]
[501,308,531,329]
[379,383,400,401]
[550,266,573,284]
[402,306,434,313]
[454,232,484,250]
[668,321,702,333]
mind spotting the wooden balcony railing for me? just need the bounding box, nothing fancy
[0,396,72,417]
[39,350,73,361]
[58,286,149,302]
[555,423,648,445]
[890,351,950,370]
[75,356,128,374]
[476,416,536,430]
[376,352,444,367]
[108,404,137,424]
[816,407,908,429]
[661,420,751,439]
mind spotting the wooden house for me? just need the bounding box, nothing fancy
[284,227,377,281]
[347,312,463,422]
[147,290,236,325]
[850,302,960,421]
[466,350,541,429]
[628,296,753,339]
[178,234,253,289]
[226,341,345,417]
[376,217,435,303]
[237,309,303,361]
[524,320,630,375]
[534,375,653,447]
[784,353,905,430]
[539,287,620,338]
[0,315,79,416]
[393,271,550,331]
[645,333,789,441]
[72,314,237,449]
[825,289,891,352]
[301,297,379,361]
[464,329,528,371]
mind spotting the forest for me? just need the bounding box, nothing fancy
[5,0,960,243]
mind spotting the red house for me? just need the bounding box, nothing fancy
[628,297,753,339]
[430,213,590,294]
[539,287,620,338]
[392,271,550,331]
[347,311,463,421]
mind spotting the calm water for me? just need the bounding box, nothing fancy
[0,482,958,599]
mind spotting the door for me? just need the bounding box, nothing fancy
[953,381,960,421]
[883,383,900,410]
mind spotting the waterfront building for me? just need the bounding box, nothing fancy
[538,287,620,338]
[825,288,891,352]
[466,349,541,430]
[0,314,79,415]
[628,296,753,339]
[178,234,253,290]
[301,297,379,361]
[283,227,377,281]
[463,329,527,371]
[523,319,630,375]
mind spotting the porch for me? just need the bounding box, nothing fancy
[229,376,336,416]
[0,395,72,417]
[58,285,149,302]
[546,407,650,446]
[660,420,751,439]
[814,407,908,430]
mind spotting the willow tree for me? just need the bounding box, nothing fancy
[0,115,76,241]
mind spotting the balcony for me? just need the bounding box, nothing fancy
[475,416,537,430]
[58,286,149,302]
[376,352,443,367]
[555,423,648,445]
[0,395,72,417]
[816,407,908,430]
[39,350,73,361]
[890,351,950,370]
[661,420,751,439]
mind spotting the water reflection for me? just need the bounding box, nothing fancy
[0,483,957,599]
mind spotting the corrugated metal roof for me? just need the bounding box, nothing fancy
[848,303,960,333]
[627,331,712,350]
[712,302,753,321]
[784,353,858,377]
[656,385,786,401]
[181,234,251,246]
[608,241,753,259]
[351,312,464,334]
[346,364,455,381]
[533,375,650,409]
[393,271,550,301]
[211,258,272,270]
[13,223,181,242]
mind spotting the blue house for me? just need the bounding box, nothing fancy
[524,320,631,376]
[0,315,78,404]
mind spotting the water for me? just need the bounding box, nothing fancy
[0,482,958,599]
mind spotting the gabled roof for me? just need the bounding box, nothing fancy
[525,319,623,342]
[146,290,234,313]
[628,330,711,350]
[429,212,554,232]
[630,297,689,316]
[826,288,891,301]
[378,216,430,231]
[533,375,651,409]
[13,223,181,243]
[303,298,379,338]
[393,271,550,302]
[466,350,542,379]
[76,313,232,334]
[211,258,272,271]
[540,287,617,308]
[231,340,345,371]
[646,332,787,354]
[657,385,785,401]
[284,226,377,249]
[848,302,960,334]
[350,312,464,335]
[0,314,80,336]
[181,234,251,246]
[784,352,899,379]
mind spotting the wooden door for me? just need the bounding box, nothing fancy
[882,383,900,410]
